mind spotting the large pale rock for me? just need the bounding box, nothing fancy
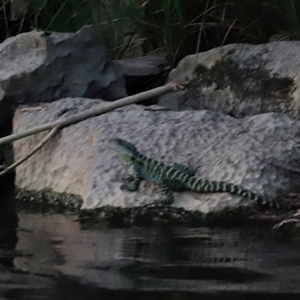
[158,42,300,118]
[14,98,300,213]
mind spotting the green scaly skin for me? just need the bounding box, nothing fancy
[109,138,272,207]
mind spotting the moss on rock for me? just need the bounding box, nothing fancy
[16,188,83,214]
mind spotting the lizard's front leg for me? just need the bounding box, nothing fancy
[121,170,142,192]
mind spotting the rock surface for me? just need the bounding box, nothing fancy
[0,26,127,194]
[13,97,300,213]
[158,42,300,118]
[0,26,126,122]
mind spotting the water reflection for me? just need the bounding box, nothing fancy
[0,213,18,269]
[0,213,299,299]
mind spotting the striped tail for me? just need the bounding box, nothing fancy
[187,177,268,206]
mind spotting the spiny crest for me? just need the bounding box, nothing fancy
[108,138,139,160]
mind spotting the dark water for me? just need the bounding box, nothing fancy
[0,213,299,299]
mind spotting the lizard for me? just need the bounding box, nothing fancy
[108,138,273,207]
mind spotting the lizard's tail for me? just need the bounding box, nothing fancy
[188,178,270,206]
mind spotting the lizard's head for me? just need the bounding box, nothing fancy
[108,138,138,163]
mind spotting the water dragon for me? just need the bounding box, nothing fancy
[109,138,272,207]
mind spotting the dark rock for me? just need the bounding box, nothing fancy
[0,26,126,106]
[117,51,172,96]
[158,42,300,118]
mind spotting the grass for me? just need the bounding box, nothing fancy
[91,0,144,58]
[2,0,300,60]
[28,0,93,33]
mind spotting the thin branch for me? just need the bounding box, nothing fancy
[0,83,183,177]
[0,82,183,146]
[0,125,61,177]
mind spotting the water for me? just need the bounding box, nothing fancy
[0,213,299,299]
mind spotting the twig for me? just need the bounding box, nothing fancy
[0,125,60,177]
[0,83,183,177]
[0,82,183,146]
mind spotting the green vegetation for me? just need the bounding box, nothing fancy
[28,0,93,33]
[1,0,300,60]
